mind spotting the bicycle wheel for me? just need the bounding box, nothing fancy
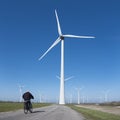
[28,102,33,113]
[24,102,28,114]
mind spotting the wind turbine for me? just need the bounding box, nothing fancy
[102,90,110,103]
[38,90,42,103]
[18,84,24,102]
[38,10,95,104]
[75,86,84,104]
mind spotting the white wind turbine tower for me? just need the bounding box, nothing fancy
[38,10,95,104]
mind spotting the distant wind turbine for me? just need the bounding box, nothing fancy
[56,75,74,82]
[38,10,95,104]
[102,90,110,103]
[75,87,84,104]
[18,84,24,102]
[38,90,42,103]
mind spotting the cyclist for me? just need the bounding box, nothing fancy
[22,91,34,113]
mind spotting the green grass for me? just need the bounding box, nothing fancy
[0,102,51,112]
[68,105,120,120]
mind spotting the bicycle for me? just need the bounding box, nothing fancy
[24,100,33,114]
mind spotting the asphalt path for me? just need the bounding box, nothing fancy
[0,104,84,120]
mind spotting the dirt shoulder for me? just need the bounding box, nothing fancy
[76,104,120,115]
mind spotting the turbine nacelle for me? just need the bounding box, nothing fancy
[60,36,64,40]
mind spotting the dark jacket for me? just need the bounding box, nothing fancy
[22,92,34,101]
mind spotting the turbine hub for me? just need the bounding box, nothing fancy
[60,36,64,40]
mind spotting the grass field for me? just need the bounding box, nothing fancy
[68,105,120,120]
[0,102,51,112]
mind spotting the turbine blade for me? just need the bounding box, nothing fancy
[56,75,60,79]
[65,76,74,81]
[63,34,95,38]
[38,38,61,60]
[55,10,62,36]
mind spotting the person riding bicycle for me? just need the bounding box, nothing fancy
[22,91,34,101]
[22,91,34,113]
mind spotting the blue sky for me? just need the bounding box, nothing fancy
[0,0,120,103]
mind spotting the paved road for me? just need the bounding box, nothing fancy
[0,105,84,120]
